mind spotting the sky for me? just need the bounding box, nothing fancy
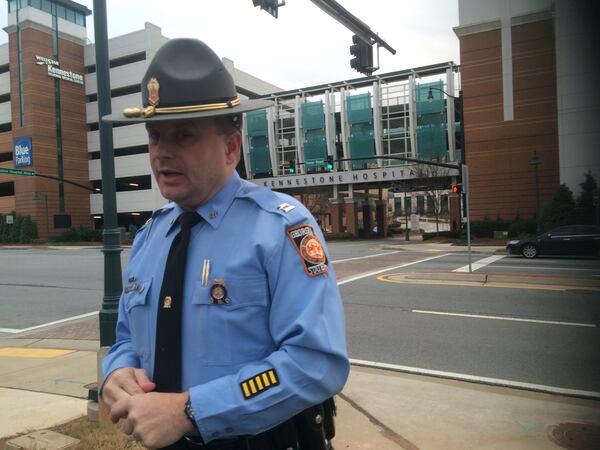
[0,0,460,91]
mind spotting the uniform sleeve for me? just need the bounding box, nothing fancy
[101,229,148,381]
[189,213,349,442]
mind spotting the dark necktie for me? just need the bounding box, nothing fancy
[154,211,201,393]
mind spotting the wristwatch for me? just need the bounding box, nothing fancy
[184,398,200,434]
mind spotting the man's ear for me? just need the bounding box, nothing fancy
[225,131,242,165]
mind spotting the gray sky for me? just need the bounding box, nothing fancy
[1,0,460,90]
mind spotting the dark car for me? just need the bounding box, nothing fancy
[506,225,600,258]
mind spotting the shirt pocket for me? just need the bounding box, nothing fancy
[190,277,272,365]
[124,278,153,364]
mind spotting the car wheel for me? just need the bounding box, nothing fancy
[521,244,538,258]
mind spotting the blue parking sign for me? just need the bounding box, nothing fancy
[14,137,33,168]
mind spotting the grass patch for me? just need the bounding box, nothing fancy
[1,416,143,450]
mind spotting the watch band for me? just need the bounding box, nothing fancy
[184,398,201,435]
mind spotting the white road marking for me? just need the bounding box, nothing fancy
[412,309,596,328]
[338,254,451,286]
[453,255,506,272]
[0,311,99,334]
[332,250,401,264]
[349,358,600,399]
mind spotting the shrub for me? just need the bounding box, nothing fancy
[422,230,461,240]
[0,211,38,243]
[54,226,103,243]
[18,215,38,243]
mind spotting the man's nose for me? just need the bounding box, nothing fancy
[152,138,175,158]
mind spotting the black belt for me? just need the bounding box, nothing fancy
[164,434,270,450]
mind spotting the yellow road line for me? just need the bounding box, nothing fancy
[0,348,76,358]
[377,274,567,292]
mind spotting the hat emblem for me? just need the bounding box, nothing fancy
[147,77,160,106]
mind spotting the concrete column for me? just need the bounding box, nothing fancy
[362,200,373,234]
[375,200,388,237]
[329,198,344,233]
[344,198,359,237]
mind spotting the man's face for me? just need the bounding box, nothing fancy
[147,118,241,211]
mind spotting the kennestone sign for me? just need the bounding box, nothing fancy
[35,55,84,85]
[253,165,459,189]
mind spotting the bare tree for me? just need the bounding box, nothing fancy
[414,163,452,236]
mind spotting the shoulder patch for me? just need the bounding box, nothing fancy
[287,224,328,277]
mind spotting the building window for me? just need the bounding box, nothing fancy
[86,85,141,103]
[0,64,9,75]
[0,123,12,133]
[89,144,148,161]
[0,181,15,197]
[75,11,84,26]
[110,84,141,98]
[56,4,66,19]
[416,196,425,214]
[0,94,10,103]
[85,52,146,75]
[0,152,13,163]
[92,175,152,193]
[110,52,146,69]
[41,0,51,13]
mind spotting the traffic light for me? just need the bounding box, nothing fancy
[252,0,280,18]
[326,155,334,171]
[288,159,296,174]
[349,35,373,75]
[451,184,462,194]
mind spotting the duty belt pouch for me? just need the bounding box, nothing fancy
[293,403,328,450]
[323,397,337,441]
[268,417,300,450]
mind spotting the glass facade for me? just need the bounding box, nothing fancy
[9,0,87,27]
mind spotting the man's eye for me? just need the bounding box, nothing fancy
[175,131,193,140]
[147,131,159,142]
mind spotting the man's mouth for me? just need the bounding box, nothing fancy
[159,169,183,180]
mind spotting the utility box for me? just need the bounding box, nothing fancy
[493,230,508,240]
[5,430,79,450]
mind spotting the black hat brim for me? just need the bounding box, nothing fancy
[102,98,274,124]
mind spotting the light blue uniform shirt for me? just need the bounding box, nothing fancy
[103,171,349,442]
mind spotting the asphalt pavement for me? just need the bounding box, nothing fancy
[1,240,600,449]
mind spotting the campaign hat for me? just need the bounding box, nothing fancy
[103,38,273,123]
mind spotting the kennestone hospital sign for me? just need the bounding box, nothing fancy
[35,55,84,85]
[253,165,459,189]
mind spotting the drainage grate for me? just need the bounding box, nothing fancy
[547,422,600,449]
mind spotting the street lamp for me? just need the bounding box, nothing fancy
[530,151,542,234]
[33,191,49,241]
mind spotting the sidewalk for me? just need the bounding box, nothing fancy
[1,333,599,449]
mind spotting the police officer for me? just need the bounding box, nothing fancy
[101,38,349,450]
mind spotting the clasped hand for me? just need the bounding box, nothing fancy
[102,368,194,449]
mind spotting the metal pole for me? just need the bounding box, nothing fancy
[93,0,122,347]
[462,164,472,273]
[44,194,49,240]
[530,151,542,234]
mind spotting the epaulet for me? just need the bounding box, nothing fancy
[136,203,175,238]
[238,182,305,224]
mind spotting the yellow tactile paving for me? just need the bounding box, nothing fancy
[0,348,75,358]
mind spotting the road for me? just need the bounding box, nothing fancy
[1,241,599,394]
